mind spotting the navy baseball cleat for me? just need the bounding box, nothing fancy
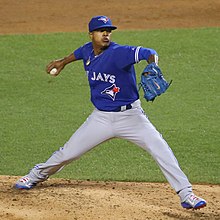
[15,176,37,190]
[181,194,207,209]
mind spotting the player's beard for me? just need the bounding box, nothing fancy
[101,40,110,50]
[101,45,110,51]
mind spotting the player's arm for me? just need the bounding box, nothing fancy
[115,46,158,69]
[138,48,159,76]
[138,48,159,65]
[46,53,77,76]
[147,54,159,65]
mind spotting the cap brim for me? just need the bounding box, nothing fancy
[91,25,117,32]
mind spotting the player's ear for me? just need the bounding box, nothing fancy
[88,32,93,40]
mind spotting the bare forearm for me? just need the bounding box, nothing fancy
[147,54,159,65]
[46,53,77,76]
[60,53,77,66]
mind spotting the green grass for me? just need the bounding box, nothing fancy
[0,28,219,184]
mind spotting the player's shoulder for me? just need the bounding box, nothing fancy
[110,42,139,53]
[82,42,93,49]
[110,42,128,48]
[77,42,93,55]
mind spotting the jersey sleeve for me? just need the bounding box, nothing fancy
[73,42,93,61]
[73,46,83,60]
[138,47,158,62]
[115,45,158,69]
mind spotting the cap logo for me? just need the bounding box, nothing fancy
[98,17,109,24]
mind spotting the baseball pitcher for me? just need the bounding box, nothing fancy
[15,15,206,210]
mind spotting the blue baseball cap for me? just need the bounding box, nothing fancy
[88,15,117,32]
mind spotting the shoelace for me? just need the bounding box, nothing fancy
[188,194,199,205]
[20,177,30,183]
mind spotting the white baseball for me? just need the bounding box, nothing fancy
[50,68,58,75]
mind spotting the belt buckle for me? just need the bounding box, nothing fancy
[120,105,127,111]
[120,104,132,112]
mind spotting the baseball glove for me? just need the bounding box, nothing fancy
[139,62,172,102]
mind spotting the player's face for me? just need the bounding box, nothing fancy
[90,28,112,52]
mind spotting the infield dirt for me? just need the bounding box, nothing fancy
[0,0,220,219]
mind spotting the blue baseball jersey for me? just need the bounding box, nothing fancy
[74,42,157,111]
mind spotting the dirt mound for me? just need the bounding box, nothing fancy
[0,176,220,220]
